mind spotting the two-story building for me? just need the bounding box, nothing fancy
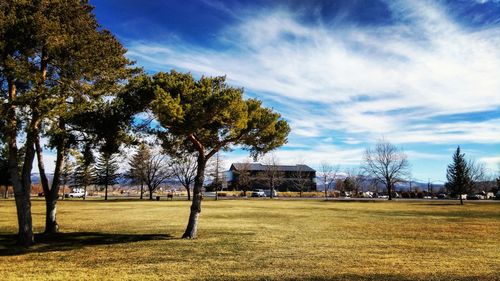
[227,163,317,192]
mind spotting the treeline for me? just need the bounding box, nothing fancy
[0,1,290,246]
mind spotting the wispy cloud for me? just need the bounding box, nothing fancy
[127,1,500,147]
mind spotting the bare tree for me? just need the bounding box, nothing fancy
[144,152,171,200]
[262,153,283,199]
[206,152,226,200]
[232,161,253,196]
[170,154,197,201]
[319,162,340,198]
[344,168,364,197]
[290,161,310,197]
[363,140,410,200]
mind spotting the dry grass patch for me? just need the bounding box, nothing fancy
[0,198,499,280]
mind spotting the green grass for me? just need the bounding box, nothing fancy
[0,199,499,280]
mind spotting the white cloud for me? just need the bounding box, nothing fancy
[126,1,500,149]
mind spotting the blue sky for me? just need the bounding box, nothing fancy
[84,0,500,182]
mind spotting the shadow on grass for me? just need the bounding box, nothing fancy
[0,232,174,256]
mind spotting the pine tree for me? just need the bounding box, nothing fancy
[72,147,95,200]
[126,143,150,200]
[95,152,120,201]
[59,154,75,200]
[446,146,473,205]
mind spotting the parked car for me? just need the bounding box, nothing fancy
[68,189,86,198]
[437,193,448,199]
[467,194,484,200]
[264,189,278,197]
[251,189,266,197]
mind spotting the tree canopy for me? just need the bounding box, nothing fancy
[150,71,290,238]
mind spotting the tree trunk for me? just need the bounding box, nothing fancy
[36,132,65,234]
[186,186,191,201]
[387,181,393,201]
[182,156,206,239]
[140,182,144,199]
[7,80,36,246]
[105,183,108,201]
[44,198,59,233]
[149,187,153,200]
[3,186,8,199]
[460,194,463,205]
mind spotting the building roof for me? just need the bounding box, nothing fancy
[231,163,316,172]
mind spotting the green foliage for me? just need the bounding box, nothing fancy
[71,145,95,189]
[126,143,150,185]
[0,145,9,187]
[94,152,120,187]
[151,71,290,160]
[445,146,473,196]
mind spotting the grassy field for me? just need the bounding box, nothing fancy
[0,199,499,281]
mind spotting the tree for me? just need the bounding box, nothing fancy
[344,168,364,197]
[72,146,95,201]
[1,0,137,242]
[445,147,488,205]
[206,153,225,200]
[143,151,171,200]
[319,162,339,198]
[170,154,197,201]
[363,140,410,200]
[260,153,284,198]
[94,152,120,201]
[232,161,253,196]
[0,145,10,198]
[290,163,312,197]
[59,152,76,200]
[127,143,150,200]
[151,71,290,239]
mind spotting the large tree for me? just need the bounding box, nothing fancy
[363,140,410,200]
[94,152,120,201]
[0,0,137,242]
[151,71,290,239]
[445,146,474,205]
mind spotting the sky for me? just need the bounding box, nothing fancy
[60,0,500,182]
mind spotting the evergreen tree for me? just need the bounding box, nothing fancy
[445,146,473,205]
[94,152,120,201]
[59,153,76,200]
[126,143,150,200]
[152,71,290,238]
[1,0,141,241]
[72,146,95,200]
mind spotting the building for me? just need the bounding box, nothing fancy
[227,163,317,192]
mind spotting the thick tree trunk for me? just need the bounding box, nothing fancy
[182,156,206,239]
[7,81,34,246]
[14,192,34,246]
[44,198,59,233]
[460,194,463,205]
[35,133,64,234]
[149,187,153,200]
[105,184,108,201]
[186,186,191,201]
[140,182,144,199]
